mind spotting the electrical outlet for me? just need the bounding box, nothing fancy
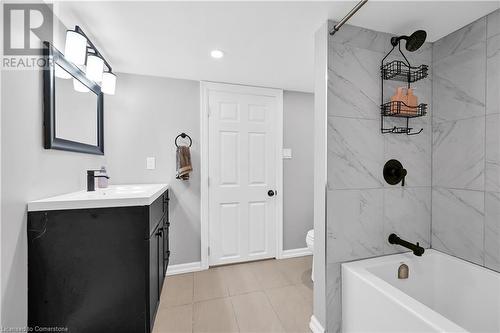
[146,157,156,170]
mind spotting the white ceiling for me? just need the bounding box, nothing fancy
[54,1,499,93]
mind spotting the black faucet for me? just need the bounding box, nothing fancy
[388,233,425,256]
[87,170,110,192]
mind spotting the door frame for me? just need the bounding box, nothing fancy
[200,81,284,269]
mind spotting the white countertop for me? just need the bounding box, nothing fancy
[28,184,169,212]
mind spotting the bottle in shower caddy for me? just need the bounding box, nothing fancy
[391,87,418,115]
[406,88,418,114]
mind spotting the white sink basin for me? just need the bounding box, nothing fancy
[28,184,169,211]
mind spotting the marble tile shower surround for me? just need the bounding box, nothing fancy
[325,21,433,333]
[327,45,432,190]
[432,42,486,124]
[431,10,500,274]
[486,113,500,192]
[487,33,500,116]
[431,188,485,265]
[485,192,500,271]
[324,12,500,332]
[433,17,487,62]
[432,117,485,191]
[488,9,500,39]
[327,188,431,263]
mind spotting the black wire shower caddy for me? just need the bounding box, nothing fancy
[381,44,429,135]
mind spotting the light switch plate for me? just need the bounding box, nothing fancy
[283,148,292,159]
[146,157,156,170]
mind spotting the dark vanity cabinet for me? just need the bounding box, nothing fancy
[27,189,170,333]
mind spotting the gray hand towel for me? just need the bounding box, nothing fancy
[176,146,193,180]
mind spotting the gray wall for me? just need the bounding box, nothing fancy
[1,69,106,326]
[104,73,202,265]
[1,70,202,327]
[283,91,314,250]
[0,10,88,326]
[325,21,433,332]
[1,71,314,326]
[432,9,500,271]
[104,75,315,262]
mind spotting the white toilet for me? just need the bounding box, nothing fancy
[306,229,314,281]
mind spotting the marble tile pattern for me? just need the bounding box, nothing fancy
[487,33,500,116]
[432,117,485,190]
[433,42,486,123]
[326,22,433,333]
[486,114,500,192]
[326,263,342,333]
[432,12,500,274]
[327,189,385,263]
[487,9,500,39]
[485,16,500,271]
[431,188,485,265]
[384,117,431,187]
[327,42,382,119]
[329,22,395,55]
[327,33,432,191]
[433,17,486,62]
[327,117,384,189]
[384,187,431,254]
[485,192,500,271]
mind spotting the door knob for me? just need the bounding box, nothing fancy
[268,190,276,197]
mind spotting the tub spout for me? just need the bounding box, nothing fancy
[398,263,409,279]
[388,233,425,256]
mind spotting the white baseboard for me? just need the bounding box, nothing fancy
[309,315,325,333]
[168,249,312,275]
[166,261,203,276]
[281,247,312,259]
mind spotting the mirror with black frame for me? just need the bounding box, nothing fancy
[43,41,104,155]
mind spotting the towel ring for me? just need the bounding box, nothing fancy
[175,132,192,148]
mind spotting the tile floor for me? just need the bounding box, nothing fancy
[153,255,313,333]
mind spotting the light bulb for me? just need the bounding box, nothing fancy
[86,55,104,82]
[64,30,87,65]
[101,72,116,95]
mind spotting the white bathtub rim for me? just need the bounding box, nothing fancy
[342,250,468,333]
[344,249,500,279]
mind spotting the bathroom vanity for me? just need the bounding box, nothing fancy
[27,184,170,333]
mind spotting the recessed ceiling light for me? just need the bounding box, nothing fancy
[210,49,224,59]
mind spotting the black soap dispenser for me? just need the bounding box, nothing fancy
[383,159,407,186]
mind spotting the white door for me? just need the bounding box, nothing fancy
[207,84,282,266]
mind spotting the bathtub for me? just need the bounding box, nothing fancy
[342,249,500,333]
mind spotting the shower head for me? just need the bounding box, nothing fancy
[391,30,427,52]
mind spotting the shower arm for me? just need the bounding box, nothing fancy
[329,0,368,36]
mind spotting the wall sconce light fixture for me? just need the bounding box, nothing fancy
[64,30,87,65]
[64,25,116,95]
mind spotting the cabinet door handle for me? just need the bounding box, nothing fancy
[156,227,163,236]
